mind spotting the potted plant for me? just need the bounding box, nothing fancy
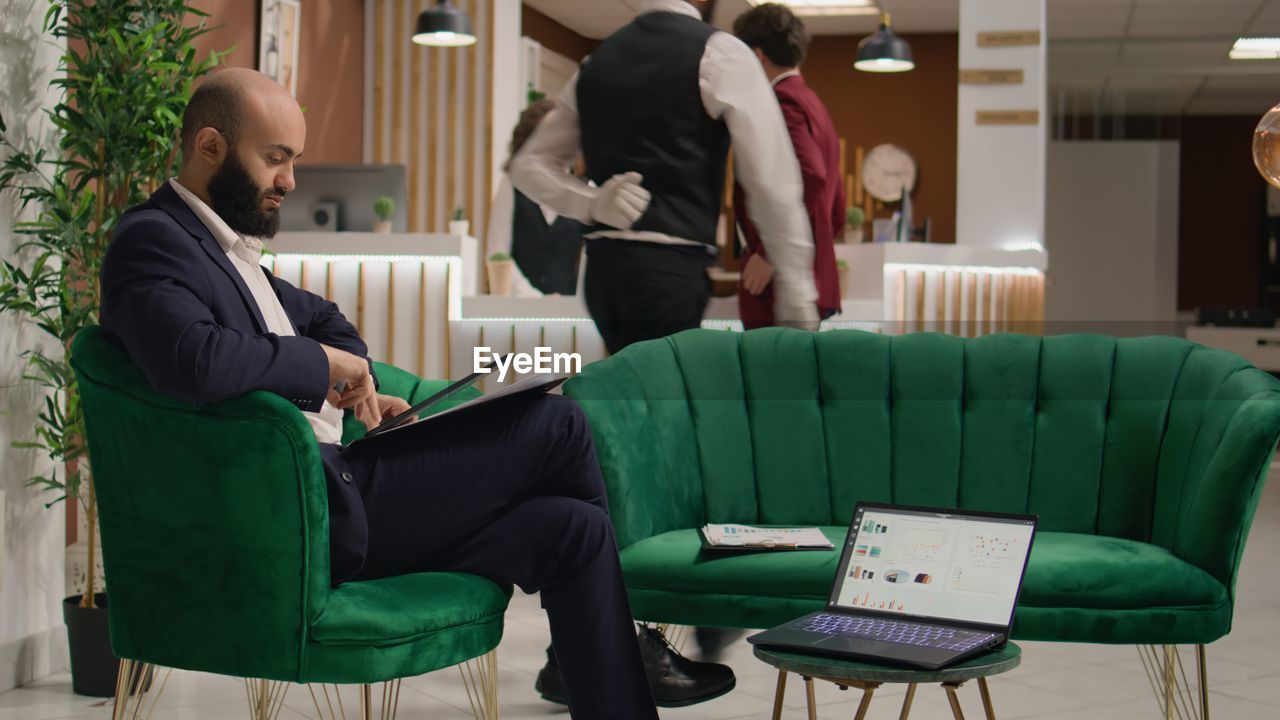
[373,195,395,233]
[486,252,515,296]
[0,0,221,697]
[844,207,866,243]
[836,259,851,298]
[449,206,469,237]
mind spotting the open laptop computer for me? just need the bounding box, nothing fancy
[747,502,1038,670]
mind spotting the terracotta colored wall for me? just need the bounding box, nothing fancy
[803,34,958,244]
[189,0,364,164]
[1178,115,1266,311]
[521,5,598,62]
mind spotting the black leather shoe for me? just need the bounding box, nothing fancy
[694,626,746,660]
[638,625,736,707]
[534,645,569,705]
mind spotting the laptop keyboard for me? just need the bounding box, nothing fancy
[796,613,996,652]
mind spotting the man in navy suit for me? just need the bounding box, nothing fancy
[99,68,656,720]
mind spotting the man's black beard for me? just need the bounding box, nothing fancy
[208,150,283,239]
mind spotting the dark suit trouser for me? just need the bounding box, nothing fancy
[584,239,711,355]
[339,394,657,720]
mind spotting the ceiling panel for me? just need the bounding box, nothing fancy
[1128,3,1257,38]
[524,0,1280,116]
[1048,7,1131,39]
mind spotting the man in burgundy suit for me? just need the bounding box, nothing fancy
[733,3,844,329]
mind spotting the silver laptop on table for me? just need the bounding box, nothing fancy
[748,502,1038,670]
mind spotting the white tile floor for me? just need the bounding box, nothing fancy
[5,469,1280,720]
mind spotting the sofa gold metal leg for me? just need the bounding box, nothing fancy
[771,670,787,720]
[459,649,499,719]
[1136,644,1206,720]
[899,682,917,720]
[360,684,372,720]
[244,677,289,720]
[1197,645,1210,720]
[111,660,168,720]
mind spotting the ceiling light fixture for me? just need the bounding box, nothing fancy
[412,0,476,48]
[1230,37,1280,60]
[855,11,915,73]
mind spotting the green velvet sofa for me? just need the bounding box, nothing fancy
[561,328,1280,650]
[71,327,506,712]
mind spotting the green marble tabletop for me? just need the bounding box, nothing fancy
[752,643,1022,685]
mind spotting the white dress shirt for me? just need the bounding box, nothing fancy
[508,0,819,323]
[170,179,345,444]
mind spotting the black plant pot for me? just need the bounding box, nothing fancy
[63,593,117,697]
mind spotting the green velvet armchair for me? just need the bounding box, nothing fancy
[71,326,507,720]
[562,328,1280,717]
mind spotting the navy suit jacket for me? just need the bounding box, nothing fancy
[100,182,374,584]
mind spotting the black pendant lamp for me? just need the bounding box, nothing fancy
[412,0,476,47]
[854,11,914,73]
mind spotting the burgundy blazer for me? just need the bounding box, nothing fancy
[735,73,844,328]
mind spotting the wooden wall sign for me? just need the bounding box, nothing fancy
[976,110,1040,125]
[959,69,1025,85]
[977,30,1041,47]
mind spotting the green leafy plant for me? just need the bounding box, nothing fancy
[487,251,512,262]
[452,206,465,222]
[373,195,395,221]
[0,0,223,608]
[846,206,865,227]
[836,259,849,270]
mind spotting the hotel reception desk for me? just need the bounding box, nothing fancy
[265,233,1048,385]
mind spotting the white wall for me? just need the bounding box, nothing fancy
[1045,141,1180,324]
[956,0,1047,250]
[0,0,68,691]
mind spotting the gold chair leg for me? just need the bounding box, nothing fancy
[771,670,787,720]
[307,680,401,720]
[1136,644,1206,720]
[943,681,966,720]
[244,677,289,720]
[459,649,499,720]
[111,660,169,720]
[899,682,917,720]
[1197,644,1210,720]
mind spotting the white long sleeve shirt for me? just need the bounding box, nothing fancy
[508,0,819,324]
[170,179,345,444]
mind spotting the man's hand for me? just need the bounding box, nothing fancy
[321,344,370,391]
[741,254,775,296]
[376,394,412,423]
[589,172,650,229]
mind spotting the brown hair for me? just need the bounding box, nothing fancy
[504,99,557,173]
[732,3,809,69]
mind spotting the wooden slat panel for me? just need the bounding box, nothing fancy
[392,1,405,170]
[914,271,926,332]
[373,0,386,163]
[465,0,477,237]
[427,43,439,230]
[445,0,459,224]
[484,0,495,250]
[408,0,425,232]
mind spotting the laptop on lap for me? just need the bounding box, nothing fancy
[747,502,1038,670]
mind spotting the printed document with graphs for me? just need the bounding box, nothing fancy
[700,524,835,551]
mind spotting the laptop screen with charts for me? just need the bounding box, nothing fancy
[830,503,1037,629]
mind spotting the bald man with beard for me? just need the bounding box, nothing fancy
[99,68,659,720]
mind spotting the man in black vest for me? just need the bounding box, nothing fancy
[510,0,820,706]
[510,0,819,356]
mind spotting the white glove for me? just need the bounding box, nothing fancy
[589,172,650,230]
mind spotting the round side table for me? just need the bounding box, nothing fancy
[753,643,1021,720]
